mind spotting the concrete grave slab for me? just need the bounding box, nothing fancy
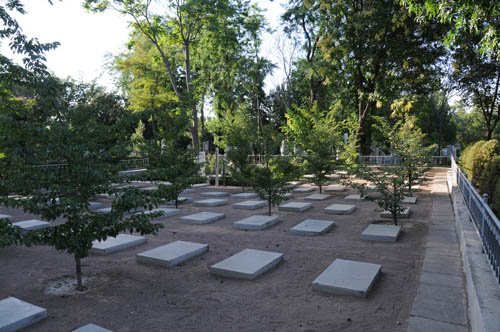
[290,219,336,236]
[292,187,315,193]
[303,174,315,179]
[325,185,346,192]
[312,259,382,297]
[380,207,410,219]
[136,240,208,267]
[12,219,50,231]
[88,202,103,209]
[305,194,331,201]
[201,191,229,197]
[96,207,143,214]
[166,197,193,205]
[180,212,225,224]
[181,188,196,194]
[193,199,228,207]
[324,204,356,215]
[287,181,304,186]
[72,324,113,332]
[0,297,47,332]
[344,194,365,201]
[0,214,12,221]
[91,234,146,255]
[402,196,417,204]
[361,224,402,242]
[231,192,258,199]
[193,183,210,188]
[233,200,267,210]
[210,249,283,280]
[139,186,157,192]
[279,202,313,212]
[141,208,180,219]
[233,215,280,231]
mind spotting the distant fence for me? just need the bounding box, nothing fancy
[358,155,451,166]
[451,156,500,285]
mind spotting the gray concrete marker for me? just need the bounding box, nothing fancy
[312,259,382,297]
[91,234,146,255]
[141,208,180,219]
[232,200,267,210]
[0,297,47,332]
[279,202,313,212]
[12,220,50,231]
[324,204,356,215]
[180,212,225,224]
[380,207,410,219]
[292,187,315,193]
[88,202,103,209]
[181,188,196,194]
[305,194,331,201]
[231,193,258,199]
[361,224,401,242]
[136,240,208,267]
[344,194,365,201]
[233,215,280,231]
[166,197,193,205]
[0,214,12,221]
[192,183,210,188]
[325,185,346,192]
[290,219,336,236]
[72,324,113,332]
[402,196,417,204]
[201,191,229,197]
[210,249,283,280]
[193,199,228,207]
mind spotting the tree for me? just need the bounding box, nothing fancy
[249,125,300,216]
[400,0,500,57]
[452,32,500,140]
[0,80,163,290]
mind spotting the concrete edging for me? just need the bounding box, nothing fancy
[447,171,500,332]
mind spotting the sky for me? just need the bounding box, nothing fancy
[1,0,289,91]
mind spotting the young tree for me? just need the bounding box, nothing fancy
[249,125,300,216]
[0,80,163,290]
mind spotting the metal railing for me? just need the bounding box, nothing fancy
[451,156,500,285]
[358,155,451,166]
[119,158,149,170]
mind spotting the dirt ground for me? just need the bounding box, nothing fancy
[0,176,436,332]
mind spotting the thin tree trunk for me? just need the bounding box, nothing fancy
[184,41,199,150]
[75,255,83,291]
[393,178,398,226]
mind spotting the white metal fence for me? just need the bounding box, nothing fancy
[451,156,500,285]
[358,155,451,166]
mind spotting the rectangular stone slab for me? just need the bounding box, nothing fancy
[12,219,50,231]
[192,183,210,188]
[136,240,208,267]
[361,224,402,242]
[96,207,143,214]
[233,215,280,231]
[141,208,180,219]
[231,192,258,199]
[180,212,225,224]
[210,249,283,280]
[305,194,331,201]
[279,202,313,212]
[0,214,12,221]
[287,181,304,186]
[0,297,47,332]
[380,207,410,219]
[325,185,346,192]
[232,200,267,210]
[292,187,315,193]
[324,204,356,215]
[402,196,417,204]
[166,197,193,205]
[72,324,113,332]
[193,199,228,207]
[181,188,196,194]
[312,259,382,297]
[91,234,146,255]
[201,191,229,197]
[88,202,103,209]
[290,219,336,236]
[344,194,365,201]
[139,186,157,192]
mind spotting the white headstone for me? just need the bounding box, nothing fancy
[0,297,47,332]
[324,204,356,215]
[180,212,225,224]
[136,241,208,267]
[91,234,146,255]
[279,202,313,212]
[232,200,267,210]
[193,199,228,207]
[210,249,283,280]
[233,215,280,231]
[290,219,336,236]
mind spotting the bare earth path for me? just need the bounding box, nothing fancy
[0,177,434,332]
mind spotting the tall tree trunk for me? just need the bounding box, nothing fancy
[184,41,199,150]
[74,254,83,291]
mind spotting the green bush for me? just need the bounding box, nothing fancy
[493,177,500,214]
[459,140,486,180]
[459,140,500,189]
[479,155,500,199]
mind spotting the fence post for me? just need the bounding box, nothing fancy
[483,193,489,204]
[215,148,219,187]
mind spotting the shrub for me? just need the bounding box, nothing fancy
[493,177,500,214]
[479,155,500,200]
[459,140,486,180]
[472,140,500,188]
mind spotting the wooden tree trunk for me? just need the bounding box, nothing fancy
[74,255,84,291]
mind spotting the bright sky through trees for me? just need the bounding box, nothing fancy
[0,0,286,91]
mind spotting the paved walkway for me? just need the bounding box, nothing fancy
[407,172,470,332]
